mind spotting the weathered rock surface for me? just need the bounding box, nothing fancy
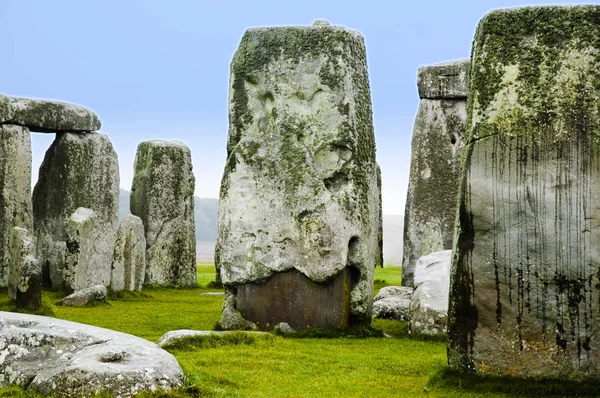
[0,94,101,132]
[402,61,468,287]
[417,59,470,99]
[448,6,600,378]
[0,311,184,396]
[62,208,107,295]
[0,124,32,287]
[111,215,146,291]
[409,250,450,335]
[58,284,107,306]
[274,322,295,335]
[33,132,119,290]
[7,228,41,310]
[130,140,196,287]
[372,286,412,321]
[157,329,268,348]
[217,22,381,329]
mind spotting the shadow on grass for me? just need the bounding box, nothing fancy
[107,290,154,300]
[428,367,600,397]
[279,325,385,339]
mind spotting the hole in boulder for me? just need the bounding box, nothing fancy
[450,135,457,145]
[99,351,127,363]
[323,171,349,194]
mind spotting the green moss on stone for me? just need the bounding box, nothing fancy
[468,6,600,145]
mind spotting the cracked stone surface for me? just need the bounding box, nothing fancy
[217,22,381,329]
[0,311,183,396]
[130,140,196,287]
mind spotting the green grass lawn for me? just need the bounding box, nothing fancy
[1,264,599,397]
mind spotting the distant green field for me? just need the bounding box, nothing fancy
[1,264,597,397]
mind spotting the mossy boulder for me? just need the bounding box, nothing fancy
[0,95,101,132]
[448,6,600,378]
[111,214,146,291]
[0,124,33,287]
[130,140,196,287]
[217,22,381,329]
[32,133,119,290]
[403,60,468,286]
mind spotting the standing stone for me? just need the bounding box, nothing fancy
[111,215,146,291]
[216,22,381,330]
[402,59,469,287]
[130,140,196,287]
[63,208,105,295]
[409,250,450,335]
[32,132,119,289]
[0,125,33,287]
[7,227,40,311]
[448,6,600,378]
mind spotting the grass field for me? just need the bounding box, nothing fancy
[1,264,599,397]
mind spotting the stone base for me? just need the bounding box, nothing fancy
[235,268,352,330]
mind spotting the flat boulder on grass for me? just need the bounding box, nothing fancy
[0,311,183,396]
[111,215,146,291]
[409,250,450,335]
[130,140,196,287]
[157,329,268,348]
[448,6,600,378]
[0,94,101,132]
[58,284,107,306]
[372,286,412,321]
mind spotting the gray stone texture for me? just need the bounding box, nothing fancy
[32,132,119,290]
[448,6,600,378]
[372,286,413,321]
[0,311,184,396]
[417,59,470,99]
[111,215,146,291]
[402,60,468,287]
[58,284,107,307]
[0,124,32,287]
[63,208,108,295]
[0,94,101,132]
[130,140,196,287]
[217,23,381,329]
[409,250,450,335]
[7,227,35,301]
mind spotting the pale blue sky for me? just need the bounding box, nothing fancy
[1,0,592,215]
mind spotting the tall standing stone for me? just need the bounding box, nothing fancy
[448,6,600,378]
[0,124,32,287]
[111,215,146,291]
[216,21,381,330]
[402,60,468,287]
[130,140,196,287]
[32,132,119,289]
